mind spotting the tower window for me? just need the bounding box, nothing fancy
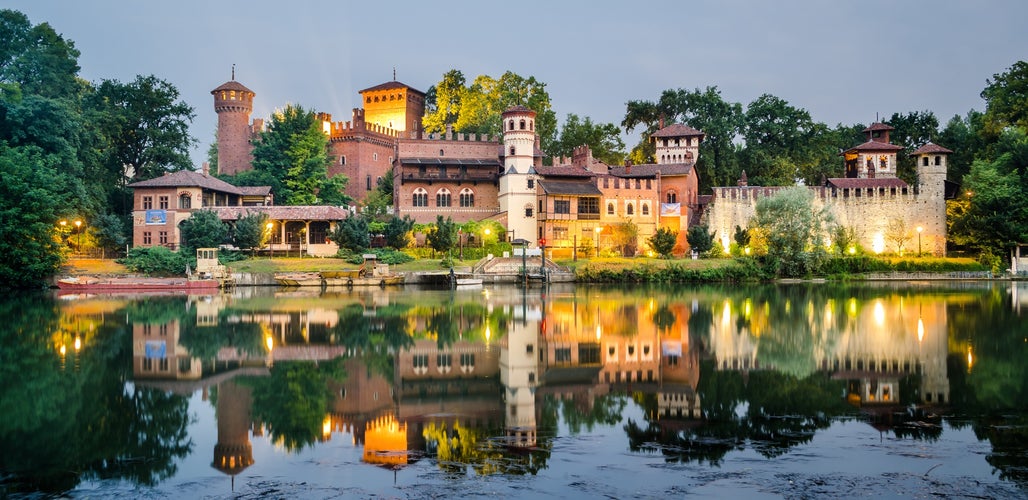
[373,153,378,161]
[339,155,346,165]
[626,203,634,216]
[510,146,516,156]
[922,157,929,166]
[934,155,941,165]
[642,203,650,216]
[520,120,526,130]
[525,206,534,217]
[366,175,372,190]
[439,149,444,156]
[509,120,515,131]
[607,202,615,215]
[527,178,534,189]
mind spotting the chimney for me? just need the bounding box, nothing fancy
[445,124,453,140]
[737,170,748,187]
[624,159,632,175]
[202,161,210,176]
[659,114,665,130]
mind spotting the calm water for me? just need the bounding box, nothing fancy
[2,281,1027,499]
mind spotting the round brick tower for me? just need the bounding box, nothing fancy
[211,79,255,176]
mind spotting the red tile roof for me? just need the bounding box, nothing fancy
[538,180,603,196]
[534,165,595,177]
[211,81,254,94]
[239,186,272,196]
[359,80,424,95]
[862,122,894,132]
[825,177,909,189]
[843,140,905,153]
[127,170,245,194]
[652,123,704,138]
[910,142,953,155]
[503,105,535,115]
[208,205,350,221]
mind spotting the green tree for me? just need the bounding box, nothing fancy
[383,215,415,249]
[427,215,457,256]
[886,110,940,183]
[686,224,714,255]
[981,60,1028,137]
[751,187,834,277]
[938,111,986,183]
[248,104,346,205]
[552,113,626,165]
[87,75,196,184]
[740,94,819,186]
[0,145,67,287]
[232,211,269,254]
[91,212,127,257]
[610,220,639,256]
[330,215,370,253]
[948,141,1028,260]
[647,227,678,258]
[623,86,744,192]
[0,9,81,98]
[179,209,228,251]
[422,70,558,159]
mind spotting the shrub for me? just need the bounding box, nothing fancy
[118,246,188,275]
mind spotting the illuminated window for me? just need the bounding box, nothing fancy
[641,203,650,216]
[412,188,428,207]
[607,202,615,215]
[459,188,474,207]
[553,226,568,240]
[143,196,153,210]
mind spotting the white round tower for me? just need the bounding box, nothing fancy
[499,106,539,245]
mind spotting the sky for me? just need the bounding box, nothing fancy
[7,1,1028,166]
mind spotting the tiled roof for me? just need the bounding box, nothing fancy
[211,81,254,94]
[652,123,704,138]
[399,157,501,167]
[239,186,272,196]
[208,205,350,221]
[503,105,535,115]
[538,180,603,196]
[825,177,909,189]
[910,142,953,155]
[609,163,694,177]
[534,165,595,177]
[359,80,425,95]
[128,170,245,194]
[862,122,895,132]
[843,140,905,153]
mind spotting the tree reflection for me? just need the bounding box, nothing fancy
[243,358,346,452]
[0,293,192,494]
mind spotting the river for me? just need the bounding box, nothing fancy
[1,281,1026,498]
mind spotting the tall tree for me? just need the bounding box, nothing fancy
[552,113,625,166]
[981,60,1028,137]
[740,94,818,186]
[0,9,81,98]
[886,110,940,184]
[87,75,196,184]
[751,186,834,277]
[248,104,348,206]
[422,69,466,133]
[622,86,744,192]
[938,111,986,183]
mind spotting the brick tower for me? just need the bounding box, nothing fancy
[211,76,256,176]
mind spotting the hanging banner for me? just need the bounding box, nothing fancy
[660,203,681,216]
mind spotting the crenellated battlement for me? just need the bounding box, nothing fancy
[711,184,914,203]
[405,130,495,142]
[327,108,399,139]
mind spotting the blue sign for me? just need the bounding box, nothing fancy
[145,209,167,225]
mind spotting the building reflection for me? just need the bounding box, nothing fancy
[96,284,989,477]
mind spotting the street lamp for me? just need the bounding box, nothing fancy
[916,226,923,257]
[594,226,602,257]
[483,227,490,247]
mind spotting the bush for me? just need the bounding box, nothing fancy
[117,247,188,275]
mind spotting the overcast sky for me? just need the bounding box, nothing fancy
[8,1,1028,165]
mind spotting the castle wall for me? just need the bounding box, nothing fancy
[706,181,947,256]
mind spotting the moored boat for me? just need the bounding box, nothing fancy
[274,272,324,287]
[57,276,221,292]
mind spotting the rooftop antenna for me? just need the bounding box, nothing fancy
[393,67,396,81]
[232,64,235,81]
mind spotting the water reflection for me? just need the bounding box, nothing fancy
[1,282,1027,495]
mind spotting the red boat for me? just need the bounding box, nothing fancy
[56,276,222,292]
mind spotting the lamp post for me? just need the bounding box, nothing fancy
[916,226,923,257]
[483,228,490,248]
[594,226,602,257]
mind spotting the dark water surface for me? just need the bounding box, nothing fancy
[2,282,1027,498]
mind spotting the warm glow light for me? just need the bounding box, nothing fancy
[721,300,732,327]
[74,336,81,351]
[322,415,332,437]
[59,220,67,227]
[721,232,731,253]
[59,344,66,356]
[967,347,974,371]
[873,301,885,326]
[485,325,491,341]
[917,318,925,343]
[916,226,923,234]
[265,335,274,351]
[74,220,82,229]
[484,228,491,235]
[266,222,274,229]
[871,234,885,254]
[744,246,751,255]
[848,246,856,255]
[594,227,602,234]
[595,325,601,339]
[847,298,858,317]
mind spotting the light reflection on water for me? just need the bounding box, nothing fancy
[1,281,1027,498]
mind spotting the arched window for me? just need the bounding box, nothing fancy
[641,203,650,216]
[607,202,615,215]
[666,190,678,204]
[179,193,191,209]
[459,188,474,207]
[413,188,428,207]
[436,188,451,207]
[509,120,515,131]
[339,155,346,165]
[519,119,526,130]
[626,203,634,215]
